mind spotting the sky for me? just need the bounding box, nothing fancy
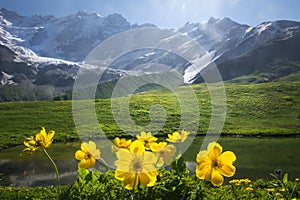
[1,0,300,28]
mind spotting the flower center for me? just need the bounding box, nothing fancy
[132,157,143,172]
[85,152,92,159]
[35,140,43,147]
[212,159,219,168]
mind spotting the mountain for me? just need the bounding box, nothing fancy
[179,18,300,83]
[0,8,155,61]
[0,8,155,101]
[0,8,300,101]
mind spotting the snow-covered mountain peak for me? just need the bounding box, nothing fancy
[0,9,139,61]
[241,20,300,43]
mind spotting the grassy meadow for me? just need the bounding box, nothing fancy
[0,72,299,150]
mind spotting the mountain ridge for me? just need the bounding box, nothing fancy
[0,8,300,101]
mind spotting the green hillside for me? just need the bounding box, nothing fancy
[0,76,299,150]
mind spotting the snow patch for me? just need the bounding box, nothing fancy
[245,26,253,34]
[256,22,272,35]
[0,71,16,86]
[183,51,215,83]
[144,51,156,57]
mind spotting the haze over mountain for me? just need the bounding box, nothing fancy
[0,8,299,101]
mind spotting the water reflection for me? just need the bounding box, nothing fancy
[0,143,78,186]
[1,138,299,186]
[0,142,115,187]
[1,159,77,186]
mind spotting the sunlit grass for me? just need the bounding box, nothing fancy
[0,79,299,150]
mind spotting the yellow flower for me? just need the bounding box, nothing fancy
[115,140,158,190]
[242,178,251,184]
[230,178,251,186]
[112,137,132,153]
[22,127,55,154]
[265,188,275,192]
[279,188,286,192]
[166,130,189,143]
[229,179,240,185]
[75,141,100,169]
[245,187,254,192]
[136,131,158,150]
[150,142,176,167]
[195,141,236,186]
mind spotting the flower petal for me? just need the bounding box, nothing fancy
[155,157,164,168]
[130,140,145,154]
[81,142,89,153]
[75,150,86,160]
[24,137,36,148]
[196,150,208,162]
[78,159,88,168]
[180,130,189,142]
[36,128,47,142]
[211,168,224,186]
[124,172,138,190]
[150,142,167,152]
[88,157,96,168]
[143,151,157,165]
[219,151,236,164]
[116,148,131,160]
[196,160,212,180]
[45,130,55,148]
[208,142,222,159]
[147,171,157,186]
[115,170,128,181]
[87,141,97,151]
[139,173,150,186]
[218,163,236,177]
[142,163,157,174]
[92,149,101,159]
[114,137,121,146]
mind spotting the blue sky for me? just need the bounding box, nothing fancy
[1,0,300,28]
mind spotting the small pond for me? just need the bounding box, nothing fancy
[0,137,299,186]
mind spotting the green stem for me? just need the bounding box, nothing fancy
[43,149,61,193]
[231,185,237,200]
[289,184,296,199]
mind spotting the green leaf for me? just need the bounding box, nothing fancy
[283,173,288,184]
[78,168,89,178]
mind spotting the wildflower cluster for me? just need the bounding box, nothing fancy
[20,128,237,193]
[229,176,300,199]
[74,131,184,190]
[73,130,237,190]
